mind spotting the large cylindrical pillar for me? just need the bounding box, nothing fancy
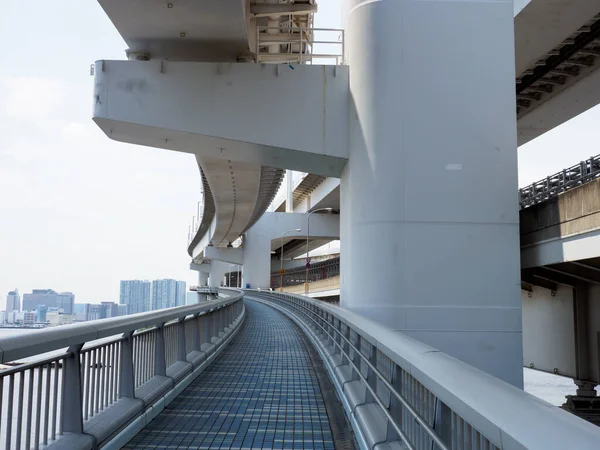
[340,0,522,386]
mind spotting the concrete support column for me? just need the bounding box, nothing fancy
[286,170,294,212]
[209,260,228,288]
[242,225,271,289]
[340,0,522,386]
[198,271,208,287]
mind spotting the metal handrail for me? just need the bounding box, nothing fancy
[0,291,240,364]
[286,298,447,450]
[251,291,600,450]
[0,288,245,450]
[519,154,600,208]
[256,26,345,65]
[272,257,339,288]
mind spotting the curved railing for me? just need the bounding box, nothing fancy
[249,291,600,450]
[0,289,245,450]
[519,154,600,208]
[271,257,340,289]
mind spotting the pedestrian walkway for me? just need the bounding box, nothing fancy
[124,300,338,449]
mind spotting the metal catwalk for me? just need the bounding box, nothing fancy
[124,300,349,450]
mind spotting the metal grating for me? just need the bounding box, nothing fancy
[124,301,336,450]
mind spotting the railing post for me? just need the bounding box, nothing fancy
[386,364,403,442]
[62,344,84,433]
[193,313,201,351]
[204,313,212,344]
[155,324,167,377]
[434,399,452,449]
[365,342,378,404]
[120,332,135,398]
[216,307,223,336]
[333,317,341,355]
[177,318,187,362]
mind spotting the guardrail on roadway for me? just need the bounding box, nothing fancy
[271,257,340,289]
[0,289,245,450]
[519,154,600,208]
[249,290,600,450]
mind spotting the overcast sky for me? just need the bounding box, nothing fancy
[2,0,600,308]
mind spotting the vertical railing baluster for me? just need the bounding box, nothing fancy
[114,342,120,401]
[6,374,14,449]
[83,352,89,420]
[60,356,66,435]
[52,362,59,440]
[25,368,35,450]
[107,344,112,406]
[35,366,43,449]
[100,346,106,410]
[94,348,101,415]
[16,370,25,449]
[0,376,3,445]
[43,363,51,446]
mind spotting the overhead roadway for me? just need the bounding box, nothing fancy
[515,2,600,145]
[95,0,600,260]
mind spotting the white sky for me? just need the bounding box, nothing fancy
[2,0,600,307]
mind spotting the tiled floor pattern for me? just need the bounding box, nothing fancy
[124,300,336,449]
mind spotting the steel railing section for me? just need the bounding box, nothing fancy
[0,288,245,450]
[256,26,345,65]
[519,154,600,208]
[271,257,340,288]
[249,291,600,450]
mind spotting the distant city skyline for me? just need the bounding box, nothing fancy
[152,279,186,310]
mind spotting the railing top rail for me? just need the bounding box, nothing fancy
[250,290,600,448]
[0,288,243,364]
[519,154,600,209]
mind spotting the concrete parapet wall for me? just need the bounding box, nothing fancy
[520,178,600,246]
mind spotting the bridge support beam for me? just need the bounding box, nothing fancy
[209,261,229,288]
[242,221,272,289]
[340,0,522,386]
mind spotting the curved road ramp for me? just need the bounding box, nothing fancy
[0,289,599,449]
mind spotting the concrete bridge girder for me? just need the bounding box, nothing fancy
[93,61,349,177]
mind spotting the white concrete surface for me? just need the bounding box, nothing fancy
[522,285,577,378]
[242,212,340,288]
[93,61,349,177]
[340,0,522,387]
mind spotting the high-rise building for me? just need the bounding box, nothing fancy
[176,281,186,307]
[120,281,151,314]
[47,311,73,327]
[22,290,75,314]
[6,289,21,313]
[117,304,128,316]
[23,312,36,325]
[36,305,48,323]
[86,304,104,321]
[101,302,118,318]
[73,303,87,322]
[151,279,187,310]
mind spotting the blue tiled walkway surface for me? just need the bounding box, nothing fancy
[125,300,336,449]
